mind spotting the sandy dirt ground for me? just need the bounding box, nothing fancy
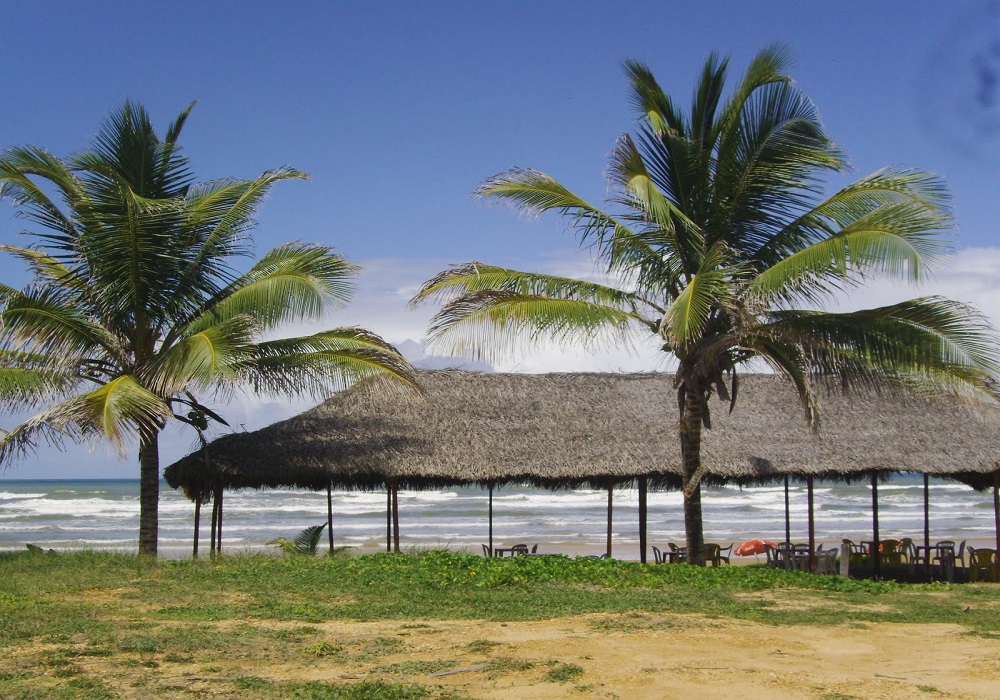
[87,611,996,699]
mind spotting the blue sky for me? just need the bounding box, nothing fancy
[2,1,999,478]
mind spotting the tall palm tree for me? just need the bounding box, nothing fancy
[412,46,999,564]
[0,101,415,555]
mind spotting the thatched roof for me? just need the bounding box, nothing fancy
[164,370,1000,498]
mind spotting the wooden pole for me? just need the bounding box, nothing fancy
[924,473,931,578]
[606,481,613,559]
[784,475,791,544]
[392,479,400,553]
[807,475,816,573]
[871,472,880,578]
[213,484,223,555]
[327,483,334,554]
[994,471,1000,583]
[209,486,218,554]
[638,476,648,564]
[488,483,494,555]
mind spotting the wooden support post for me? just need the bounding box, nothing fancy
[327,483,334,554]
[606,481,613,559]
[994,471,1000,583]
[784,475,791,544]
[392,479,400,553]
[215,485,223,555]
[488,482,494,555]
[209,485,219,555]
[924,473,931,579]
[638,476,647,564]
[807,475,816,573]
[871,472,880,578]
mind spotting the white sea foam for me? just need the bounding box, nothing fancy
[0,491,46,500]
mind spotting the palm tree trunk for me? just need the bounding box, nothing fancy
[138,431,160,556]
[679,388,706,566]
[210,490,218,554]
[192,492,201,558]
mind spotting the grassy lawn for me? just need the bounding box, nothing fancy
[2,549,999,698]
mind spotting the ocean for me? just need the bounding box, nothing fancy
[0,476,994,558]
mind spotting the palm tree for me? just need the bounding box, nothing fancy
[0,101,415,555]
[412,46,999,564]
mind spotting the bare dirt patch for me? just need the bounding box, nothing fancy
[35,612,999,699]
[738,589,897,614]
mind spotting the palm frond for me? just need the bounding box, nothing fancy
[424,290,641,363]
[741,335,820,429]
[147,314,259,396]
[0,146,83,237]
[72,100,193,199]
[239,327,416,398]
[0,286,117,361]
[410,262,653,314]
[713,82,845,255]
[755,167,951,269]
[764,297,1000,401]
[476,168,652,271]
[0,365,80,411]
[267,523,327,555]
[177,168,310,296]
[0,246,88,293]
[623,58,687,136]
[607,133,704,280]
[660,244,743,348]
[180,243,357,338]
[74,376,173,446]
[0,375,171,464]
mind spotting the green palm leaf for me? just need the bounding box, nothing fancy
[411,262,653,313]
[243,327,416,398]
[184,243,357,336]
[424,290,640,363]
[765,298,1000,399]
[267,523,327,556]
[0,286,118,361]
[0,375,171,463]
[147,314,260,396]
[661,244,742,348]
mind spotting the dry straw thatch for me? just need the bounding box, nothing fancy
[164,371,1000,499]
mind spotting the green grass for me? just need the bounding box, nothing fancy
[1,549,999,698]
[543,662,584,683]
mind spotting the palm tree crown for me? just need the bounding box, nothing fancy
[413,46,999,563]
[0,101,415,554]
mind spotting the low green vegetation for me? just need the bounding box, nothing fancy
[0,548,998,698]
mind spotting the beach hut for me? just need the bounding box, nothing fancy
[164,370,1000,565]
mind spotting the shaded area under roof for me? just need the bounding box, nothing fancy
[164,370,1000,499]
